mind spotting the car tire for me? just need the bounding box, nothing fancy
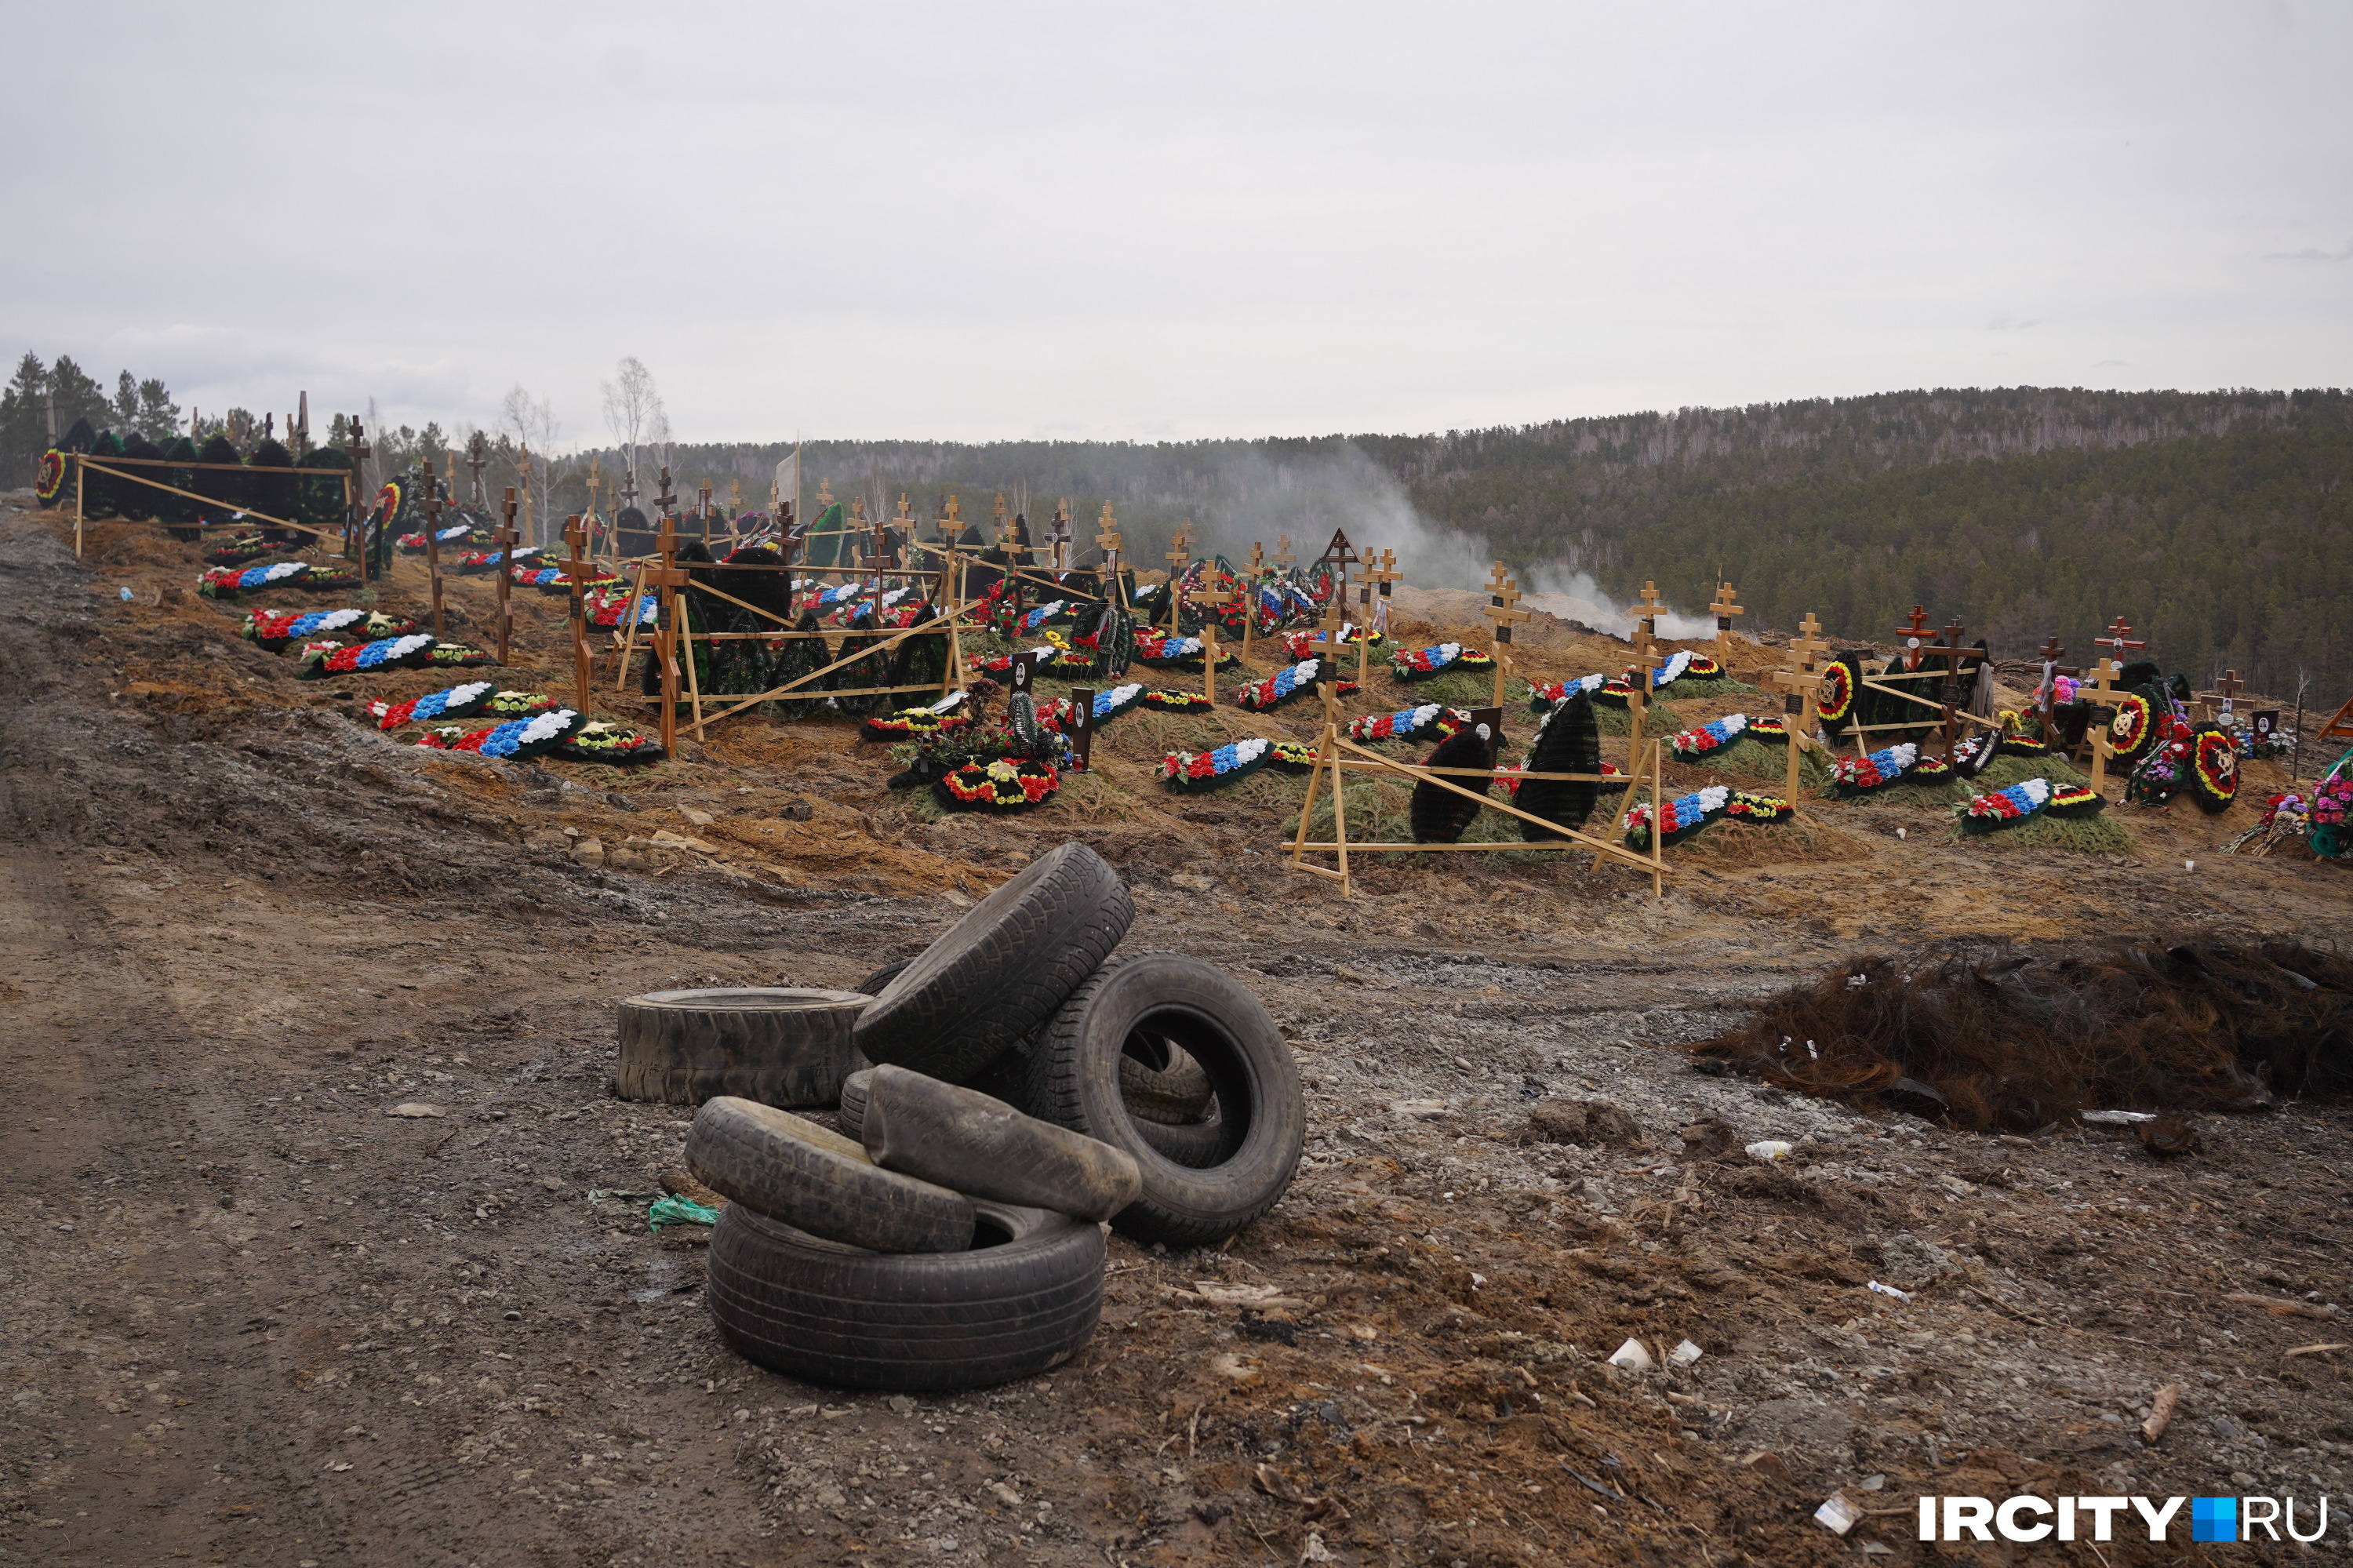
[615,988,871,1108]
[686,1096,973,1254]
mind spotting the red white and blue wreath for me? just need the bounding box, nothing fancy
[1622,784,1730,849]
[1282,624,1382,659]
[1391,643,1493,682]
[1014,598,1078,635]
[295,634,440,678]
[199,562,360,598]
[586,588,659,629]
[556,721,667,765]
[1958,777,2053,832]
[1237,658,1358,712]
[1830,742,1918,795]
[1349,703,1470,744]
[1037,684,1147,731]
[1670,712,1773,761]
[1528,673,1606,711]
[416,708,587,759]
[1160,737,1273,792]
[367,681,498,729]
[398,522,482,555]
[244,608,420,651]
[456,545,544,575]
[1132,629,1237,670]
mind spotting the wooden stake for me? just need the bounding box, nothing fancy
[615,561,649,693]
[1483,561,1529,710]
[420,458,447,640]
[1628,580,1664,771]
[646,517,691,756]
[72,453,84,558]
[1164,522,1193,632]
[1771,612,1833,806]
[1195,569,1237,705]
[1709,580,1745,669]
[564,515,593,714]
[493,485,520,667]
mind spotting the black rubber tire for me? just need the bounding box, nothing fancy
[855,959,912,996]
[838,1067,876,1141]
[1131,1096,1239,1169]
[1023,953,1303,1247]
[686,1096,973,1254]
[853,841,1133,1083]
[850,1050,1031,1141]
[615,988,870,1108]
[707,1199,1104,1392]
[862,1064,1143,1222]
[1118,1035,1213,1123]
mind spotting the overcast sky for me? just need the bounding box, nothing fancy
[5,2,2346,446]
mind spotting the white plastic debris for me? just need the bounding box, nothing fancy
[2081,1110,2157,1126]
[1607,1337,1656,1373]
[1813,1492,1864,1535]
[2184,859,2197,872]
[1745,1141,1795,1162]
[1866,1280,1911,1303]
[1667,1339,1704,1367]
[1894,827,1907,840]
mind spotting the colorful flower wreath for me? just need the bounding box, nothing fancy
[200,562,358,598]
[203,533,281,567]
[1131,628,1236,669]
[1161,737,1273,792]
[1814,660,1856,726]
[426,643,498,668]
[862,704,974,741]
[1642,649,1695,689]
[1035,684,1147,732]
[1391,643,1493,682]
[585,588,659,629]
[2106,691,2155,766]
[1281,624,1381,659]
[1726,790,1794,822]
[1350,704,1470,744]
[367,681,497,729]
[2188,727,2238,813]
[1907,753,1954,781]
[1958,777,2053,832]
[512,565,566,590]
[1831,742,1918,795]
[296,634,440,678]
[478,689,555,718]
[1139,689,1214,713]
[936,757,1060,812]
[1528,674,1606,711]
[1015,598,1075,635]
[1747,715,1791,742]
[1671,713,1752,760]
[1237,658,1357,712]
[1681,653,1728,682]
[416,709,586,759]
[244,608,420,651]
[1622,784,1732,849]
[2047,783,2107,817]
[1267,740,1322,773]
[1998,733,2050,758]
[556,721,667,765]
[456,545,543,575]
[398,522,481,555]
[35,449,66,503]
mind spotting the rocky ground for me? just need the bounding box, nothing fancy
[3,497,2350,1567]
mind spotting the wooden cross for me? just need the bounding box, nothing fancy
[1194,570,1237,704]
[563,514,593,712]
[991,492,1009,544]
[1627,580,1666,769]
[341,417,371,569]
[466,431,488,507]
[816,477,834,508]
[655,466,677,519]
[1095,503,1124,604]
[419,453,446,635]
[584,453,604,532]
[1347,555,1380,684]
[1484,562,1530,708]
[645,515,693,755]
[494,486,521,666]
[1310,578,1347,663]
[517,445,536,548]
[1909,614,1977,765]
[1273,533,1294,572]
[2197,668,2246,723]
[1048,500,1072,573]
[1318,527,1358,570]
[1709,580,1745,666]
[1163,521,1193,631]
[943,495,962,537]
[1364,548,1401,639]
[1892,604,1933,671]
[2093,615,2146,661]
[1771,612,1833,802]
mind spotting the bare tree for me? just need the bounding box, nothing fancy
[600,357,664,510]
[500,384,562,541]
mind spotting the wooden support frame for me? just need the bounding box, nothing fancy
[1280,684,1667,898]
[66,453,355,555]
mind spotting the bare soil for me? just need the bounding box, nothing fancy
[4,500,2351,1566]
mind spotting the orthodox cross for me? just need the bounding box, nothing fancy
[991,492,1009,545]
[655,466,678,520]
[1893,604,1933,671]
[2032,632,2078,737]
[1273,533,1294,572]
[563,514,593,711]
[1318,527,1358,570]
[1910,614,1977,764]
[418,453,446,635]
[341,417,372,568]
[1095,503,1124,602]
[295,391,310,454]
[816,477,834,510]
[1709,580,1745,665]
[696,478,714,543]
[1625,580,1666,766]
[1365,548,1402,638]
[2094,615,2147,662]
[1484,562,1529,708]
[943,495,962,537]
[516,444,535,547]
[2200,668,2246,722]
[1240,541,1267,658]
[493,486,521,665]
[466,431,489,508]
[1163,522,1194,631]
[1048,500,1072,573]
[1769,613,1834,801]
[1194,569,1237,705]
[584,453,604,534]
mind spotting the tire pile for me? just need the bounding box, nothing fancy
[612,842,1305,1391]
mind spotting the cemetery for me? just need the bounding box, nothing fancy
[9,417,2353,1565]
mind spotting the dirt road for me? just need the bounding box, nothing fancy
[5,499,2351,1566]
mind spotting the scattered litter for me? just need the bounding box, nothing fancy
[1607,1338,1655,1372]
[1300,1532,1335,1563]
[2142,1382,2181,1444]
[1744,1141,1794,1162]
[1860,1541,1895,1555]
[646,1194,720,1230]
[117,586,134,601]
[2081,1110,2156,1126]
[1894,828,1907,841]
[1866,1281,1911,1303]
[1667,1339,1704,1367]
[1813,1492,1863,1535]
[2183,859,2197,872]
[1858,1474,1886,1491]
[385,1103,446,1119]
